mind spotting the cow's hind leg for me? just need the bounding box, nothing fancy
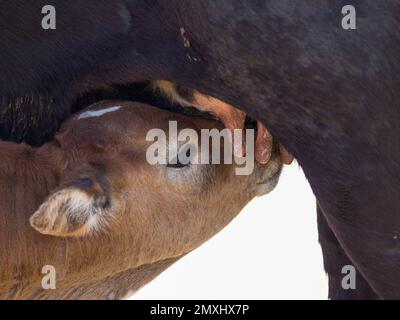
[317,203,379,300]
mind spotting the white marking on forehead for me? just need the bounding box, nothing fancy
[78,106,123,119]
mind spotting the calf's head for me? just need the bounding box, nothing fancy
[30,101,282,257]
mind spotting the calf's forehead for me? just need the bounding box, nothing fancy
[66,101,209,139]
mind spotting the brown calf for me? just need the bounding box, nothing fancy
[0,100,282,299]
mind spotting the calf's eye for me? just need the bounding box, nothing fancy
[167,145,195,169]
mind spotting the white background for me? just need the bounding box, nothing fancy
[130,163,328,300]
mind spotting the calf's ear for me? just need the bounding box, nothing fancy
[30,166,112,237]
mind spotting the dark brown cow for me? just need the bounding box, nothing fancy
[0,1,399,299]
